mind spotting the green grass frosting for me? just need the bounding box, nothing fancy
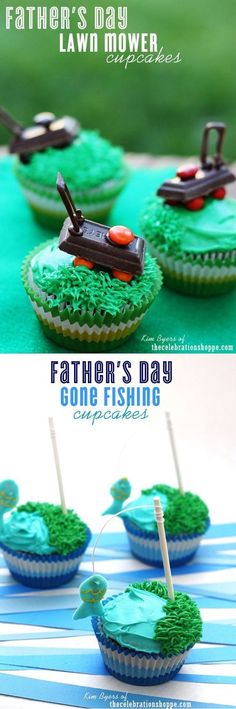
[140,195,236,259]
[17,502,88,555]
[128,581,202,656]
[15,131,127,191]
[32,249,162,317]
[142,484,209,536]
[140,196,183,257]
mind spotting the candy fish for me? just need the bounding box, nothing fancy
[0,479,19,530]
[102,477,131,515]
[73,574,107,619]
[0,479,19,510]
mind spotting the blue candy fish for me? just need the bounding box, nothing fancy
[0,480,19,529]
[73,574,107,619]
[102,477,131,515]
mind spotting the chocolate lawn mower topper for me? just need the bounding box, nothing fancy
[57,172,145,282]
[158,122,235,211]
[0,106,79,163]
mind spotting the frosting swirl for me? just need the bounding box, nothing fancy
[0,511,56,555]
[121,491,167,532]
[102,587,166,653]
[31,243,72,274]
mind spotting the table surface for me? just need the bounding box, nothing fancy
[1,153,236,354]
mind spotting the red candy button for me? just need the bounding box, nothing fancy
[73,256,94,269]
[108,226,135,247]
[185,197,205,211]
[112,269,133,282]
[177,165,198,181]
[211,187,226,200]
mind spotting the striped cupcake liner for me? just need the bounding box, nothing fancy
[32,301,144,352]
[0,527,91,589]
[122,517,210,566]
[22,243,158,352]
[92,613,190,685]
[154,249,236,296]
[16,172,129,231]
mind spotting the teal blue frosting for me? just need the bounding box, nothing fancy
[31,243,72,276]
[0,511,56,555]
[102,587,166,653]
[121,491,167,532]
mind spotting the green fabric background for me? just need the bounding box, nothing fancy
[0,157,235,354]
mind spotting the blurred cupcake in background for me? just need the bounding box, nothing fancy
[140,122,236,296]
[0,106,129,230]
[0,421,92,588]
[103,480,209,566]
[0,490,91,589]
[103,412,209,565]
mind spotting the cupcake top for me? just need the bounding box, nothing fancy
[27,241,162,318]
[141,194,236,258]
[101,581,202,656]
[0,501,89,556]
[0,510,55,555]
[121,484,209,536]
[15,131,128,192]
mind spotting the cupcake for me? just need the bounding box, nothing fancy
[0,107,128,230]
[140,121,236,296]
[22,175,162,352]
[91,581,202,685]
[74,495,202,685]
[0,493,91,588]
[103,481,209,566]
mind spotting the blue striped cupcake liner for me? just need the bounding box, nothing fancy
[92,606,191,685]
[122,517,210,567]
[0,527,91,589]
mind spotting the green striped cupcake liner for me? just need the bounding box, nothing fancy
[22,242,160,352]
[16,170,129,231]
[153,248,236,297]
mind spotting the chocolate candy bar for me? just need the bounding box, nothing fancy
[0,107,79,162]
[57,173,145,276]
[158,122,235,202]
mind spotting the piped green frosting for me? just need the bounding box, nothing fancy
[15,131,127,192]
[17,502,88,555]
[141,196,183,257]
[142,484,209,536]
[31,245,162,317]
[128,581,202,656]
[140,195,236,258]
